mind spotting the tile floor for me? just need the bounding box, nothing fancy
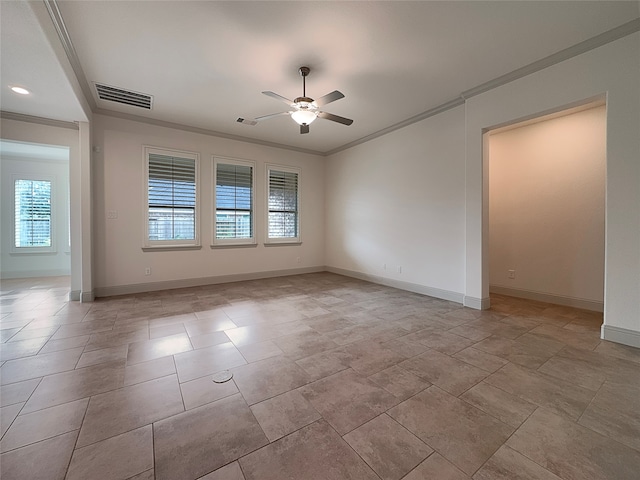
[1,273,639,480]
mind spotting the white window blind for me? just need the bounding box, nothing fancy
[148,153,196,242]
[215,162,253,240]
[268,169,299,239]
[14,179,52,248]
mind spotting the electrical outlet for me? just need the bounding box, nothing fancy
[397,266,402,274]
[107,210,118,219]
[383,263,387,271]
[508,269,515,279]
[296,257,301,263]
[145,267,151,276]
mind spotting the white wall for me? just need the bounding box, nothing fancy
[464,33,639,345]
[325,106,466,301]
[489,105,606,310]
[327,32,639,346]
[4,32,638,347]
[92,114,325,294]
[0,153,70,278]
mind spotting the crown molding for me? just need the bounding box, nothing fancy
[323,96,466,156]
[461,18,640,100]
[44,0,96,111]
[326,18,640,156]
[93,108,324,157]
[1,111,78,130]
[39,3,640,157]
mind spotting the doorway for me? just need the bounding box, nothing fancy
[486,101,606,313]
[0,140,71,288]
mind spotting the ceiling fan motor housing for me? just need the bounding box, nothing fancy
[294,97,315,106]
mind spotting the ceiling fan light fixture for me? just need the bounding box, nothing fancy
[291,109,317,125]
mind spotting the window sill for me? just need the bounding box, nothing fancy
[263,241,302,247]
[142,245,202,252]
[10,250,57,255]
[210,243,258,249]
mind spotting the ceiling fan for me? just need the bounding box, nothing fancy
[237,66,353,134]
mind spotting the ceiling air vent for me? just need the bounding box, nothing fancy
[94,83,153,109]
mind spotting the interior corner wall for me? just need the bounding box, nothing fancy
[91,114,325,295]
[464,32,639,346]
[324,105,466,302]
[488,106,606,310]
[0,118,81,294]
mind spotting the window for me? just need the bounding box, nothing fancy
[213,158,255,246]
[144,147,199,248]
[267,165,300,243]
[13,177,54,252]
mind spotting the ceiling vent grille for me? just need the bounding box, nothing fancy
[94,83,153,109]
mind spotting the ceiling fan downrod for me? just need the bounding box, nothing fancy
[300,66,310,97]
[295,66,313,105]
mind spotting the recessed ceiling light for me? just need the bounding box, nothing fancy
[11,86,30,95]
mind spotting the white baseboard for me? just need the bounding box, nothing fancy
[93,266,325,297]
[601,325,640,348]
[81,291,95,303]
[464,296,491,310]
[325,266,464,304]
[490,285,604,312]
[70,290,94,302]
[1,269,71,279]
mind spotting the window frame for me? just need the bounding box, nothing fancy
[212,156,257,247]
[143,146,200,250]
[265,164,301,245]
[11,174,56,254]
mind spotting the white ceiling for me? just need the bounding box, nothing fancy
[2,1,639,154]
[0,139,70,161]
[0,0,88,123]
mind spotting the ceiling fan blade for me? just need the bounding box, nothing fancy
[255,111,291,122]
[300,124,310,134]
[314,90,345,107]
[236,117,258,126]
[237,112,290,126]
[318,111,353,126]
[262,91,294,106]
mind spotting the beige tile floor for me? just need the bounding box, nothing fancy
[1,273,639,480]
